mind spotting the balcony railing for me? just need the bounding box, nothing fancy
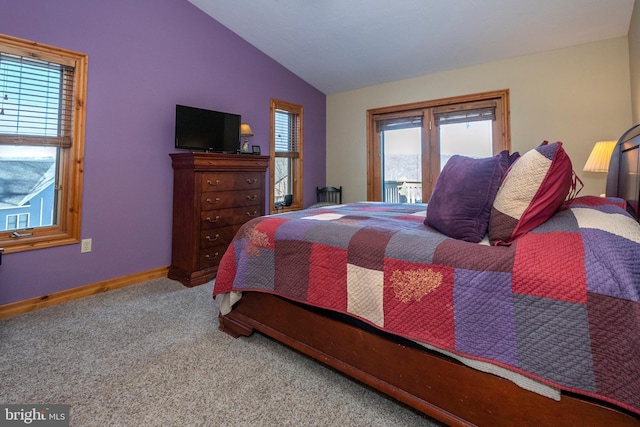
[384,180,422,203]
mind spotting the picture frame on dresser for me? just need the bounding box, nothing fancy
[168,152,269,287]
[251,145,261,155]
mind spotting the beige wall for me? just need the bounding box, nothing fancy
[630,0,640,124]
[327,37,632,201]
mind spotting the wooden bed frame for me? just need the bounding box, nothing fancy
[218,126,640,427]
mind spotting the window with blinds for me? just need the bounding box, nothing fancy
[270,99,303,212]
[274,109,300,156]
[0,52,75,147]
[0,34,87,254]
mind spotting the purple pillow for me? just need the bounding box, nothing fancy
[424,151,516,243]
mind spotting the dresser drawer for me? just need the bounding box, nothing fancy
[201,173,262,192]
[200,207,262,229]
[200,225,241,249]
[199,245,228,269]
[201,189,262,210]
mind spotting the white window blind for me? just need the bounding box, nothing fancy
[0,52,74,148]
[375,114,423,133]
[433,102,496,126]
[274,109,300,157]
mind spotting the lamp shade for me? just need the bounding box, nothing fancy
[240,123,253,137]
[583,140,617,172]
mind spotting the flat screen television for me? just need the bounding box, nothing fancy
[174,104,241,153]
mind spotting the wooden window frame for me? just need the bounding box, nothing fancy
[269,99,304,213]
[0,34,88,254]
[366,90,510,201]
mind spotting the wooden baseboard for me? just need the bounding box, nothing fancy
[0,266,169,319]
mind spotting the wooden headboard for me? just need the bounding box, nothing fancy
[606,124,640,222]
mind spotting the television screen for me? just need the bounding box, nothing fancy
[174,105,240,153]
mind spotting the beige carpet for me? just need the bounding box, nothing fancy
[0,278,442,426]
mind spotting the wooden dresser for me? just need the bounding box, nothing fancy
[169,152,269,287]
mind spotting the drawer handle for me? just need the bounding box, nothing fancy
[246,210,259,217]
[207,179,221,186]
[205,252,219,260]
[206,234,220,241]
[246,195,258,201]
[206,197,221,204]
[246,178,258,184]
[206,215,220,223]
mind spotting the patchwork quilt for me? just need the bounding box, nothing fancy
[213,197,640,415]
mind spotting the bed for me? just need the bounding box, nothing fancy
[213,125,640,426]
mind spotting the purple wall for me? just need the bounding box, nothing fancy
[0,0,326,305]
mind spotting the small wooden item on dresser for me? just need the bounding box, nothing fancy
[169,152,269,287]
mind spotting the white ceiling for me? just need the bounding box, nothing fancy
[189,0,635,95]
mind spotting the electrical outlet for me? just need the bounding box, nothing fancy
[81,238,92,253]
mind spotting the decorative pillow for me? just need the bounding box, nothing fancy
[424,150,514,243]
[489,141,573,245]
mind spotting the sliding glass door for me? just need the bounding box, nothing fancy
[367,91,510,202]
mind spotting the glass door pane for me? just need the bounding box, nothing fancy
[439,120,493,170]
[381,127,422,203]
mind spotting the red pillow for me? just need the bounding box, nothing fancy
[489,141,573,245]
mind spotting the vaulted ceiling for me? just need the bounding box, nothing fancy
[189,0,635,95]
